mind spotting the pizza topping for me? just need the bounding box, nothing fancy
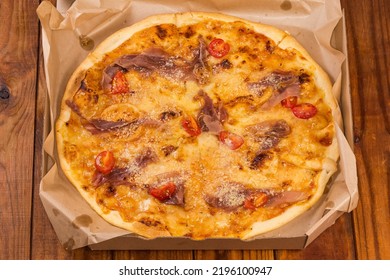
[94,151,115,175]
[133,147,158,169]
[247,120,291,152]
[191,37,210,84]
[92,148,157,187]
[212,59,233,74]
[208,38,230,58]
[250,120,291,153]
[102,40,209,89]
[66,100,131,133]
[159,110,181,122]
[181,115,201,137]
[92,167,133,187]
[161,145,178,156]
[248,71,301,109]
[219,131,244,150]
[88,118,130,131]
[225,95,255,107]
[101,49,191,89]
[148,172,186,206]
[248,71,296,93]
[110,71,129,94]
[265,190,310,208]
[249,153,270,169]
[258,136,281,152]
[281,96,298,108]
[261,83,301,110]
[196,91,228,133]
[247,120,290,136]
[291,103,318,119]
[205,182,246,211]
[319,135,333,146]
[149,182,176,201]
[243,191,269,210]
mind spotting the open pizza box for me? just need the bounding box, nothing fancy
[38,0,358,250]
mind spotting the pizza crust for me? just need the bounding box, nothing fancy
[56,12,340,240]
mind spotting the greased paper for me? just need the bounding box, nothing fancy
[37,0,357,249]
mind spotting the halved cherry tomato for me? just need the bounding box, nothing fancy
[291,103,318,119]
[244,192,269,210]
[219,131,244,150]
[149,182,176,201]
[94,151,115,174]
[181,116,201,137]
[208,38,230,58]
[111,71,129,94]
[281,96,298,108]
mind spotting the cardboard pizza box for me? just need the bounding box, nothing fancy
[38,0,358,250]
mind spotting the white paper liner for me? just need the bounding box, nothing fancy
[37,0,358,249]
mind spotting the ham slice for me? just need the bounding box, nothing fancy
[148,171,187,206]
[261,83,300,110]
[196,90,228,134]
[204,182,247,211]
[265,190,311,208]
[92,148,158,187]
[247,71,301,109]
[101,38,209,90]
[247,119,291,153]
[66,100,161,134]
[204,181,311,211]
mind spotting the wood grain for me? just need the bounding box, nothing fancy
[0,0,40,259]
[341,0,390,260]
[276,214,356,259]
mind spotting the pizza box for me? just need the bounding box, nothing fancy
[37,0,358,250]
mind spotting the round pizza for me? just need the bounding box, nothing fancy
[56,12,339,240]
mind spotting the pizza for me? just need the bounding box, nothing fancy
[56,12,339,240]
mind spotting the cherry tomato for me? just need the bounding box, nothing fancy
[292,103,318,119]
[181,116,201,137]
[149,182,176,201]
[219,131,244,150]
[281,96,298,108]
[208,38,230,58]
[94,151,115,174]
[111,71,129,94]
[243,192,269,210]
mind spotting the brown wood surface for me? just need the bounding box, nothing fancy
[0,0,389,260]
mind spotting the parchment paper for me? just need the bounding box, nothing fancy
[37,0,358,249]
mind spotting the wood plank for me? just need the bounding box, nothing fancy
[113,250,193,260]
[341,0,390,260]
[275,214,356,259]
[242,250,274,260]
[30,42,69,259]
[193,250,274,260]
[0,0,40,259]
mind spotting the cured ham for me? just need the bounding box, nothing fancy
[205,182,310,211]
[205,182,247,211]
[265,190,310,208]
[92,148,158,187]
[247,71,301,109]
[247,119,291,153]
[148,171,186,206]
[101,38,209,90]
[196,90,228,134]
[66,99,161,134]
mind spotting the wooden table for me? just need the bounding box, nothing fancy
[0,0,389,260]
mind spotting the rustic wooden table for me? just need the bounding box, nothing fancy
[0,0,389,260]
